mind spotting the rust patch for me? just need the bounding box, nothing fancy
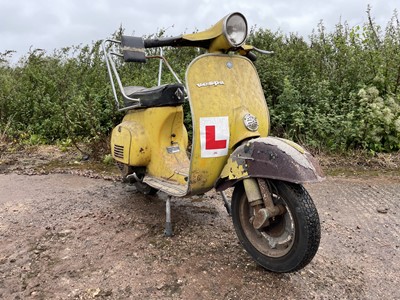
[215,137,325,190]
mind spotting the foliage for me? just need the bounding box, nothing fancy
[250,7,400,152]
[0,42,118,147]
[0,7,399,153]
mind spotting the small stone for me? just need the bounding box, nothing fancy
[377,207,389,214]
[90,288,101,297]
[58,229,73,237]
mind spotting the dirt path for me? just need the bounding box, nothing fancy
[0,171,399,299]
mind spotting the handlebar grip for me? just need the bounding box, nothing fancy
[144,37,183,48]
[144,38,170,48]
[246,52,257,62]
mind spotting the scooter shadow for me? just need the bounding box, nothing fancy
[115,183,224,235]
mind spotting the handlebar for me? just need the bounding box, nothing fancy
[143,38,274,62]
[245,51,258,62]
[144,36,182,48]
[116,34,274,63]
[143,36,209,49]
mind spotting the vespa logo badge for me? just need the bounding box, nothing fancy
[243,113,259,132]
[196,81,224,88]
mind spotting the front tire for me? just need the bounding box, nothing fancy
[231,179,320,273]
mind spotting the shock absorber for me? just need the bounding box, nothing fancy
[243,178,285,230]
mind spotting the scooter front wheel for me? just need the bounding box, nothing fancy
[231,180,320,273]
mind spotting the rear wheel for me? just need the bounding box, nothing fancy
[231,179,320,272]
[132,169,158,196]
[134,181,158,195]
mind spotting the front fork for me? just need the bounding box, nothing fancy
[243,178,286,230]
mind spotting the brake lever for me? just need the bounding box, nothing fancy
[253,47,274,55]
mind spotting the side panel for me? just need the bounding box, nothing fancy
[113,106,190,187]
[111,125,131,164]
[111,120,150,166]
[186,54,270,194]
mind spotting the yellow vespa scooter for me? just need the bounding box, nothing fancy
[102,12,324,273]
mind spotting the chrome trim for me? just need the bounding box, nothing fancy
[243,113,259,132]
[102,39,186,112]
[223,12,248,48]
[102,39,140,111]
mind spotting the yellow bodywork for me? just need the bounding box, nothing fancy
[183,16,231,53]
[219,157,249,180]
[111,54,269,196]
[186,53,269,194]
[111,106,189,185]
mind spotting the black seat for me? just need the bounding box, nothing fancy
[123,83,185,108]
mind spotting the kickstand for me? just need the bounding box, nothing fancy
[164,196,173,237]
[220,191,231,216]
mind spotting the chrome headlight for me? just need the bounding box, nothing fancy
[224,13,248,47]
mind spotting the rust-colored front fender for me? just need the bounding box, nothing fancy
[215,137,325,191]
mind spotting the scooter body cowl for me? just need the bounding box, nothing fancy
[186,53,270,195]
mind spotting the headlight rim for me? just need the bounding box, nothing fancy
[223,12,248,48]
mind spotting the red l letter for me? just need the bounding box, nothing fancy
[205,125,227,150]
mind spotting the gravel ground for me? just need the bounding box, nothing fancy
[0,146,399,299]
